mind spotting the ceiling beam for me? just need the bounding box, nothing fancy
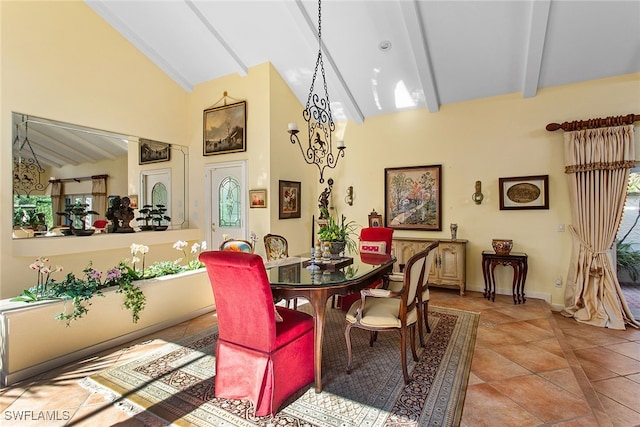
[400,0,439,113]
[522,0,551,98]
[285,0,364,124]
[185,0,248,78]
[85,0,194,92]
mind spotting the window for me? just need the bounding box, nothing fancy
[64,195,94,229]
[218,177,241,227]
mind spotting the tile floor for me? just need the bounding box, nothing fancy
[1,289,639,426]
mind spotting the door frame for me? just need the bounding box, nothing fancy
[204,160,248,249]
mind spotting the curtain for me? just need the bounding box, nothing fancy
[562,125,639,329]
[92,177,107,220]
[51,181,63,227]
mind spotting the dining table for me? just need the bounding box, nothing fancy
[265,253,395,393]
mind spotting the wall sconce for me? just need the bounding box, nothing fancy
[472,180,484,204]
[345,186,353,206]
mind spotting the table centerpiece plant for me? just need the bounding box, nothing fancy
[317,213,359,257]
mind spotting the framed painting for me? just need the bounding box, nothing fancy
[279,180,301,219]
[384,165,442,231]
[203,101,246,155]
[368,209,383,228]
[499,175,549,210]
[249,189,267,208]
[139,139,170,165]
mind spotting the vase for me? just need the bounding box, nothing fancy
[450,223,458,240]
[328,241,346,259]
[492,238,513,255]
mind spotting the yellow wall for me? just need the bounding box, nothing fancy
[1,1,640,310]
[1,1,188,297]
[326,74,640,306]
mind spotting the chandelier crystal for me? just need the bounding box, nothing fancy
[288,0,345,184]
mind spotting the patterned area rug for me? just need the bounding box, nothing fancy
[81,305,478,426]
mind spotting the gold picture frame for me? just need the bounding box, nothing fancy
[203,101,246,155]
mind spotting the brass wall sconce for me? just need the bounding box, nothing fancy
[345,186,353,206]
[472,180,484,204]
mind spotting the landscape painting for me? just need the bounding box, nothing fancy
[384,165,442,231]
[203,101,246,155]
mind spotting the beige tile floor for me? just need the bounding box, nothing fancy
[1,289,639,426]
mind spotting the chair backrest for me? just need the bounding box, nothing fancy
[359,227,393,255]
[199,251,276,351]
[93,219,108,229]
[402,241,439,307]
[264,234,289,261]
[219,238,254,253]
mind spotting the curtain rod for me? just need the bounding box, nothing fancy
[49,174,108,184]
[546,113,639,132]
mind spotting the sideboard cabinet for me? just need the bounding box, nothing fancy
[391,238,467,295]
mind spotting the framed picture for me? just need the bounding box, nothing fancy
[203,101,246,155]
[499,175,549,210]
[368,209,383,228]
[384,165,442,231]
[278,263,301,283]
[139,139,170,165]
[249,189,267,208]
[279,180,301,219]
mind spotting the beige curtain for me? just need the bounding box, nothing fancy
[562,125,639,329]
[92,177,107,219]
[51,181,64,227]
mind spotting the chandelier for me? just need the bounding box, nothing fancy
[288,0,345,184]
[13,115,48,196]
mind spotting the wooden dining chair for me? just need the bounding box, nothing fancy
[344,241,438,384]
[387,241,439,347]
[263,233,289,260]
[263,234,297,309]
[219,238,254,253]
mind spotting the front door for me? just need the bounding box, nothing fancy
[205,161,247,249]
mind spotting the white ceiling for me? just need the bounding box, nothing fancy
[13,1,640,169]
[85,0,640,124]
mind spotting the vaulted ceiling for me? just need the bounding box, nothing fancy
[13,1,640,169]
[85,0,640,124]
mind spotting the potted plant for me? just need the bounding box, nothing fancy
[318,214,359,258]
[150,204,171,231]
[57,202,99,236]
[136,204,155,231]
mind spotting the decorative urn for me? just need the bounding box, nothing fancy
[492,239,513,255]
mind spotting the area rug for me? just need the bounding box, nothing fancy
[80,305,478,426]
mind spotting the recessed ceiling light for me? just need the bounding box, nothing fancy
[378,40,392,52]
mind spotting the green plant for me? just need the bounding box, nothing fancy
[616,241,640,282]
[136,204,155,230]
[173,240,207,270]
[318,214,359,254]
[57,201,99,230]
[50,263,106,326]
[146,260,185,277]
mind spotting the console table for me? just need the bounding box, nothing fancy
[481,251,528,304]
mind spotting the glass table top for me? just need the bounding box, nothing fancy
[265,253,394,288]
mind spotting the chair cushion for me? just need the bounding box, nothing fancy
[387,278,404,293]
[345,299,417,328]
[359,240,387,254]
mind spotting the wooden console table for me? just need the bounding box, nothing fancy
[481,251,528,304]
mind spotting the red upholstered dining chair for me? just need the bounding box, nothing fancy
[336,227,394,310]
[198,251,314,417]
